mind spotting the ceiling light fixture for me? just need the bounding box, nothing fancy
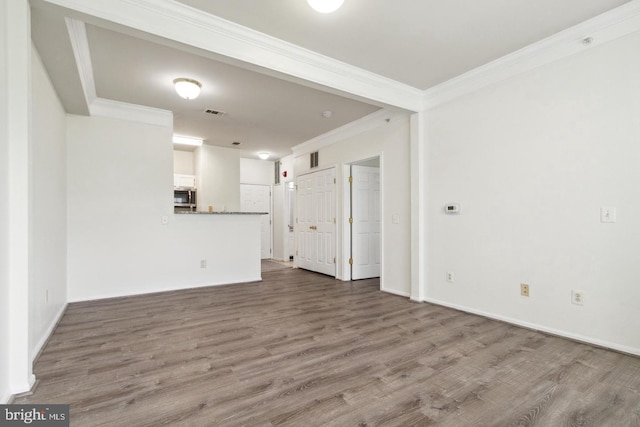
[307,0,344,14]
[173,135,203,147]
[258,152,270,160]
[173,78,202,100]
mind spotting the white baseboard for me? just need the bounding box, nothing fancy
[31,303,68,365]
[68,276,263,303]
[425,297,640,357]
[5,374,36,404]
[381,287,411,298]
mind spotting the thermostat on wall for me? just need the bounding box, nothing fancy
[444,203,460,214]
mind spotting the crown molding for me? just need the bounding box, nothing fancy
[42,0,424,112]
[64,14,173,127]
[291,109,408,157]
[64,17,96,105]
[423,0,640,109]
[90,98,173,127]
[45,0,640,115]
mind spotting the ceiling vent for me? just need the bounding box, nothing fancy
[203,109,226,116]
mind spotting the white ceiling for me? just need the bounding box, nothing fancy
[176,0,630,89]
[30,0,631,159]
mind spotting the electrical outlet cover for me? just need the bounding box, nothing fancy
[571,290,584,305]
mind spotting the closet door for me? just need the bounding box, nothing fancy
[296,168,336,276]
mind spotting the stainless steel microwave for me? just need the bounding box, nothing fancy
[174,188,196,211]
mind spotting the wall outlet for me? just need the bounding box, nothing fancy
[520,283,530,297]
[446,272,454,283]
[200,259,207,268]
[571,290,584,305]
[161,215,169,225]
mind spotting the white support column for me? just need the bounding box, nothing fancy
[5,0,35,395]
[410,111,428,302]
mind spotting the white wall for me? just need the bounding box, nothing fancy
[426,32,640,354]
[194,145,240,212]
[0,0,11,403]
[67,115,260,301]
[30,46,67,362]
[173,150,194,175]
[2,0,33,401]
[294,115,412,296]
[279,154,294,183]
[240,157,274,185]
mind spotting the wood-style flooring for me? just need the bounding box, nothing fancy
[16,268,640,426]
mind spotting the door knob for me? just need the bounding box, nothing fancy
[309,225,317,230]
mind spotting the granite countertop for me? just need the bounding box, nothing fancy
[175,211,267,215]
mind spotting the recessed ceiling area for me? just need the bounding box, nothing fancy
[85,24,380,159]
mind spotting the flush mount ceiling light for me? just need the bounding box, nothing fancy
[307,0,344,14]
[258,152,270,160]
[173,78,202,100]
[173,135,203,147]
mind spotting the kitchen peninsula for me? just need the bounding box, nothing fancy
[172,211,267,289]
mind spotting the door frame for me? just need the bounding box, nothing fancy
[293,165,338,277]
[341,154,383,286]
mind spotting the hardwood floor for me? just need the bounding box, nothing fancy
[16,268,640,426]
[261,259,293,272]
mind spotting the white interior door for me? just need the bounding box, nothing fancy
[297,168,336,276]
[240,184,271,259]
[351,165,381,279]
[297,174,314,270]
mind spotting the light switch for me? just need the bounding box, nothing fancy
[392,214,400,224]
[600,207,616,223]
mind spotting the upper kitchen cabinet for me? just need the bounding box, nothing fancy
[174,174,196,189]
